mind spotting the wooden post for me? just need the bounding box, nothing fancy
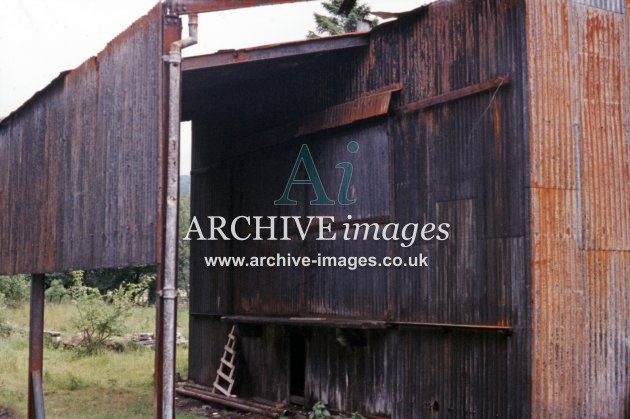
[28,273,46,419]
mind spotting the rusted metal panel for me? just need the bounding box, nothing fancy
[576,7,630,251]
[527,1,578,190]
[529,189,584,417]
[217,87,397,162]
[234,324,290,402]
[527,0,630,416]
[582,250,630,417]
[184,0,628,415]
[188,317,230,387]
[293,88,394,136]
[305,329,391,414]
[187,0,531,416]
[0,4,166,275]
[391,330,512,418]
[229,123,390,318]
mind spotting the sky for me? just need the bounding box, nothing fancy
[0,0,432,174]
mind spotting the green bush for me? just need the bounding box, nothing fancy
[0,275,29,307]
[0,295,11,337]
[72,285,132,355]
[45,279,69,303]
[122,273,156,306]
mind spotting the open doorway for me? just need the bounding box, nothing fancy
[289,331,306,404]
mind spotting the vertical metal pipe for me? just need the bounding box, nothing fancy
[28,273,45,419]
[155,12,182,419]
[31,371,45,419]
[162,53,180,418]
[161,13,197,419]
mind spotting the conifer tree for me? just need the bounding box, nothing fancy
[307,0,377,38]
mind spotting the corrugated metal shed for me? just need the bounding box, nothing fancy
[0,4,167,275]
[0,0,627,416]
[186,1,530,416]
[184,0,629,417]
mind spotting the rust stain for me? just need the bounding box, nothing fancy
[493,96,503,211]
[528,0,630,417]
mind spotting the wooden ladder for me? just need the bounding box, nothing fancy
[212,324,237,396]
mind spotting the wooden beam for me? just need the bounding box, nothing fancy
[182,33,368,71]
[221,315,390,329]
[221,315,512,333]
[391,320,512,334]
[168,0,317,15]
[177,385,285,417]
[400,74,510,113]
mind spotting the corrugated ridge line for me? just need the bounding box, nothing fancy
[528,3,554,414]
[575,0,626,13]
[572,6,629,415]
[529,0,578,189]
[530,187,583,417]
[527,1,584,416]
[584,251,630,416]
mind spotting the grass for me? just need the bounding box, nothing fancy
[0,301,192,418]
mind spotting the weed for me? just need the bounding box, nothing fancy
[310,401,332,419]
[72,286,131,355]
[66,373,85,391]
[308,401,366,419]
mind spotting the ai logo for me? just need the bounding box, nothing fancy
[274,141,359,206]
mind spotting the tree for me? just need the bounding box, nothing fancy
[45,279,69,303]
[82,265,156,298]
[307,0,377,38]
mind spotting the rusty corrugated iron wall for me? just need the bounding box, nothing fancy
[184,0,628,416]
[388,1,530,416]
[186,0,531,416]
[0,4,167,275]
[526,0,630,417]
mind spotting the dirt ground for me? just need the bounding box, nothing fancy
[176,395,311,419]
[176,395,256,418]
[2,397,301,418]
[0,408,16,419]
